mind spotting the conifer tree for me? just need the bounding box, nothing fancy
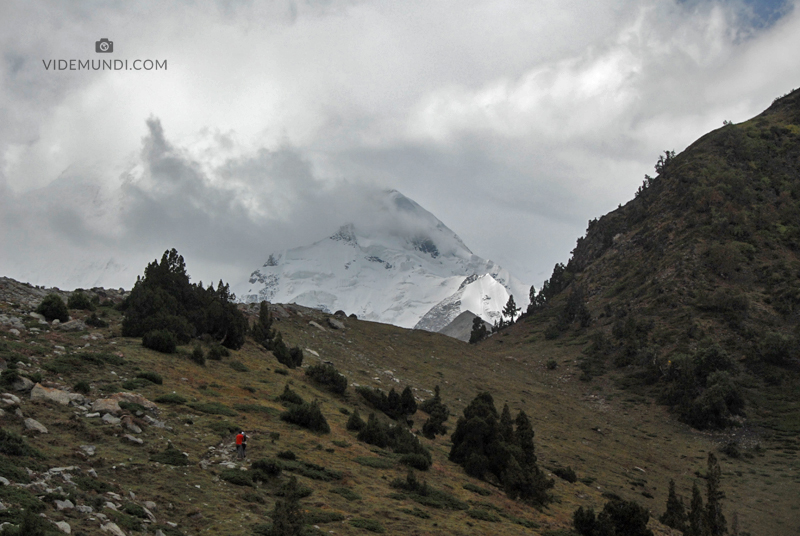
[502,295,520,324]
[687,482,706,536]
[706,453,727,536]
[660,479,688,532]
[469,316,488,344]
[400,386,417,418]
[499,403,515,444]
[270,476,304,536]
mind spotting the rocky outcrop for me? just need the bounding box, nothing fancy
[30,383,86,406]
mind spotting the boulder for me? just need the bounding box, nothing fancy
[1,393,21,406]
[143,501,157,511]
[76,505,93,513]
[30,383,85,406]
[59,319,87,332]
[24,418,48,433]
[109,392,158,412]
[12,376,34,392]
[142,506,157,523]
[100,522,127,536]
[80,445,96,457]
[326,317,345,330]
[308,321,327,332]
[54,521,71,534]
[54,499,75,510]
[102,414,121,425]
[123,434,143,445]
[92,399,122,415]
[0,476,9,486]
[121,416,142,434]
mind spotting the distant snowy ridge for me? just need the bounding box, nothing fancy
[235,190,528,330]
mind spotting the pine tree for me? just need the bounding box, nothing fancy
[499,403,515,444]
[706,453,727,536]
[469,316,488,344]
[502,295,520,324]
[687,482,706,536]
[270,476,304,536]
[400,386,417,418]
[660,479,688,532]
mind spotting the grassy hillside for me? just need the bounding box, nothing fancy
[2,293,798,536]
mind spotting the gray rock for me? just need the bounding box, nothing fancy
[75,505,93,513]
[143,501,157,511]
[52,319,61,327]
[88,468,98,478]
[308,321,327,332]
[121,416,142,434]
[14,408,23,418]
[0,409,4,418]
[0,476,9,486]
[155,530,166,536]
[92,399,122,415]
[59,319,87,332]
[123,434,143,445]
[8,328,20,336]
[30,383,84,406]
[29,312,45,321]
[54,521,71,534]
[12,376,34,392]
[0,500,5,511]
[80,445,96,456]
[326,317,345,330]
[102,414,121,425]
[142,506,157,523]
[54,499,74,510]
[24,417,49,434]
[1,393,21,405]
[100,522,127,536]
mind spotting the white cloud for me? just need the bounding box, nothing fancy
[1,0,799,290]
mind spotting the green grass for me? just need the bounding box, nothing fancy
[355,456,395,469]
[349,518,385,533]
[189,401,237,416]
[330,487,362,501]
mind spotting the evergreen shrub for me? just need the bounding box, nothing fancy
[142,330,177,354]
[36,294,69,322]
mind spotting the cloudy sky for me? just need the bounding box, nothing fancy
[1,0,798,292]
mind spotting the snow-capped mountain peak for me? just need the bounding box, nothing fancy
[235,190,527,330]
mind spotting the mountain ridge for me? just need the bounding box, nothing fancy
[235,190,528,330]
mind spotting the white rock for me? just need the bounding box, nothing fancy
[59,319,87,332]
[86,412,101,418]
[142,506,157,523]
[80,445,96,456]
[54,499,75,510]
[24,417,49,434]
[123,434,143,445]
[76,505,94,513]
[100,522,127,536]
[143,501,157,511]
[102,414,121,425]
[0,476,9,486]
[54,520,71,534]
[1,393,21,405]
[9,328,20,336]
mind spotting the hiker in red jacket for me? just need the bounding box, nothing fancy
[235,431,245,459]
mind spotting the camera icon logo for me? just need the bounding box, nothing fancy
[95,38,113,53]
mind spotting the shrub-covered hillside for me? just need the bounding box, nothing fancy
[523,88,800,430]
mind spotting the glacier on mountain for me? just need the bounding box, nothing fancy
[235,190,528,331]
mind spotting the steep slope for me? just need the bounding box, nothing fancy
[2,278,797,536]
[521,88,800,430]
[235,190,528,329]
